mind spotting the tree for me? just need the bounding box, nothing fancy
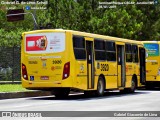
[1,0,160,46]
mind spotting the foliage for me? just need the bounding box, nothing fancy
[0,28,28,46]
[0,0,160,46]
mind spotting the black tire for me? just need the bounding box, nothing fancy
[125,78,136,93]
[52,88,70,98]
[96,77,105,96]
[129,79,136,93]
[121,78,136,93]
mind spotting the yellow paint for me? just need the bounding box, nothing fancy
[88,64,92,89]
[118,65,122,87]
[21,29,145,92]
[85,37,94,41]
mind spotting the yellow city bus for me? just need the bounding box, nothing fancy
[21,29,146,98]
[143,41,160,88]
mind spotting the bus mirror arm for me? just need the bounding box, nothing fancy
[6,12,39,30]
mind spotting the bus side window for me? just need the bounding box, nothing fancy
[125,44,132,62]
[132,45,138,63]
[73,36,86,60]
[106,41,116,61]
[94,39,106,60]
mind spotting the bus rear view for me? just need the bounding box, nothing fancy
[21,30,71,97]
[22,29,146,98]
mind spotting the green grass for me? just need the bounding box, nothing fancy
[0,84,30,92]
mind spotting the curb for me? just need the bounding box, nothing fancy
[0,81,21,84]
[0,91,52,99]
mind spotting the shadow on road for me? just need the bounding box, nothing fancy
[138,86,160,91]
[30,90,149,101]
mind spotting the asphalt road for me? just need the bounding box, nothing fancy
[0,88,160,120]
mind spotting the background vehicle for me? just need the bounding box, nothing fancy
[143,41,160,88]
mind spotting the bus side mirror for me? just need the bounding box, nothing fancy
[7,9,24,22]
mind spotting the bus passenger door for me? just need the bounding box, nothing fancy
[86,40,94,89]
[117,45,126,87]
[139,48,146,84]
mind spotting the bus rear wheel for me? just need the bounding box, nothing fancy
[129,79,136,93]
[126,79,136,93]
[96,77,105,96]
[52,88,70,98]
[121,78,136,93]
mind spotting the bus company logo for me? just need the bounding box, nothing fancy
[126,65,133,72]
[52,60,62,64]
[51,66,62,71]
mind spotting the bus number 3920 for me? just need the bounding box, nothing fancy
[101,64,109,71]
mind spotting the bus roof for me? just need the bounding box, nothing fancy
[22,29,143,45]
[142,41,160,44]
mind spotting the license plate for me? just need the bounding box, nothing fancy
[40,76,49,80]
